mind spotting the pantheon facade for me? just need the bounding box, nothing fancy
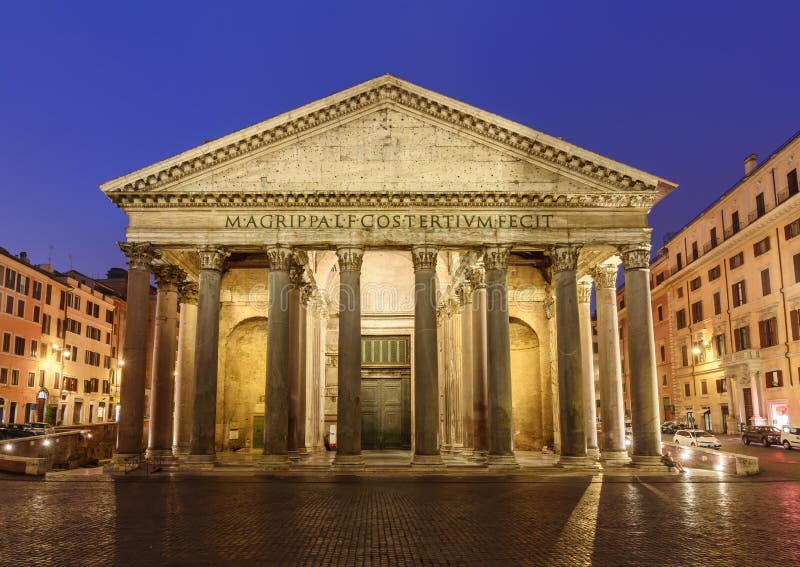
[101,75,676,470]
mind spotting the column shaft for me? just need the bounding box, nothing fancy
[593,265,629,464]
[264,246,292,464]
[551,245,588,461]
[470,268,489,456]
[173,283,197,455]
[460,285,474,453]
[115,243,156,459]
[287,271,301,454]
[334,246,364,465]
[484,246,516,465]
[412,245,441,464]
[577,279,598,454]
[621,244,661,461]
[189,247,228,460]
[147,265,183,457]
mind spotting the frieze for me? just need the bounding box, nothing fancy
[118,242,159,271]
[105,80,657,198]
[411,245,438,271]
[198,246,230,272]
[108,190,656,210]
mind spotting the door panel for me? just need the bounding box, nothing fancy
[252,415,264,450]
[361,378,410,449]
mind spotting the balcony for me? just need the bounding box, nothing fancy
[722,349,760,365]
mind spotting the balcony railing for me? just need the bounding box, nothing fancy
[722,349,761,365]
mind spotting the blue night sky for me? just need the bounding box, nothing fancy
[1,1,798,278]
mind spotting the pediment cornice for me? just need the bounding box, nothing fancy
[101,75,676,202]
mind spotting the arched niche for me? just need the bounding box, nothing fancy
[510,317,543,450]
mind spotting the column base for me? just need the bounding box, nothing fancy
[145,448,174,460]
[172,445,190,456]
[259,454,291,470]
[557,455,601,469]
[181,454,217,471]
[600,450,632,467]
[470,450,488,464]
[332,453,365,469]
[487,454,519,469]
[587,447,601,460]
[632,455,670,471]
[106,453,143,473]
[411,453,444,467]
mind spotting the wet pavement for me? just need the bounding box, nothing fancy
[1,459,799,566]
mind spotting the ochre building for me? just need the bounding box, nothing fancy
[101,75,676,469]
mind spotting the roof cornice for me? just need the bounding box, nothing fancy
[100,74,676,200]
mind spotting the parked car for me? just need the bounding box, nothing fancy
[741,425,782,447]
[25,422,55,435]
[780,425,800,450]
[0,424,40,439]
[661,421,678,434]
[673,429,721,449]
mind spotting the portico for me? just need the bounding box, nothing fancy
[101,75,676,471]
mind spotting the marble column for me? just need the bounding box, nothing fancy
[412,245,443,465]
[188,246,229,464]
[333,246,364,467]
[468,265,489,459]
[620,243,662,465]
[592,263,629,465]
[262,245,293,468]
[146,264,185,459]
[459,282,474,455]
[173,281,198,455]
[484,245,517,466]
[112,242,157,465]
[297,284,310,455]
[550,244,592,466]
[577,277,599,457]
[287,264,303,457]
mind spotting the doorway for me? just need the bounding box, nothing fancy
[721,405,729,434]
[252,415,264,450]
[361,378,411,449]
[743,388,754,424]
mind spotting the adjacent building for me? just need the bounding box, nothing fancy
[619,130,800,433]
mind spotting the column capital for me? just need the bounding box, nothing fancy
[591,264,618,289]
[266,245,293,272]
[198,246,229,272]
[577,279,593,304]
[300,282,315,304]
[411,245,438,271]
[466,265,486,289]
[119,242,160,271]
[457,282,473,304]
[152,264,186,292]
[288,263,305,288]
[482,245,510,271]
[547,244,582,273]
[179,281,199,304]
[618,243,651,270]
[336,246,364,272]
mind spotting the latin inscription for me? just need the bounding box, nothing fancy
[224,213,554,230]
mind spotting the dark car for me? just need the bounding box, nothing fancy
[741,425,782,447]
[0,424,40,439]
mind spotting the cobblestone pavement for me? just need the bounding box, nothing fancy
[1,471,799,566]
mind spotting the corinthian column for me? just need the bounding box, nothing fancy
[288,266,309,458]
[459,282,474,455]
[111,242,158,468]
[188,246,229,465]
[333,246,365,467]
[577,277,599,457]
[412,245,443,465]
[484,245,517,467]
[592,263,629,465]
[549,244,593,467]
[468,265,489,460]
[262,245,293,468]
[620,243,662,467]
[173,281,198,455]
[147,263,185,459]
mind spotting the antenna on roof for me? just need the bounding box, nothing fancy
[48,244,54,264]
[68,254,73,270]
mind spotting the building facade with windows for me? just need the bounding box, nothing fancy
[619,130,800,433]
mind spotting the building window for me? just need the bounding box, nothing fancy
[710,227,718,248]
[676,253,683,270]
[655,272,665,285]
[713,334,726,358]
[32,305,40,323]
[761,269,771,296]
[691,301,703,324]
[784,218,800,240]
[13,337,25,356]
[791,309,800,341]
[30,340,38,359]
[753,237,770,256]
[708,265,721,281]
[11,370,19,386]
[657,305,663,321]
[690,277,701,291]
[32,281,42,300]
[729,251,744,270]
[701,380,708,395]
[755,192,766,217]
[1,333,10,353]
[27,372,35,388]
[794,253,800,283]
[0,368,7,385]
[681,345,689,367]
[684,383,691,397]
[731,211,740,234]
[41,314,51,336]
[16,299,24,318]
[716,378,727,393]
[4,268,16,289]
[660,345,666,362]
[789,169,799,197]
[39,370,45,388]
[734,325,751,351]
[759,317,779,348]
[691,241,698,261]
[765,370,784,388]
[662,374,668,386]
[713,292,722,315]
[4,296,12,314]
[676,287,684,299]
[45,284,52,305]
[676,309,687,329]
[732,281,747,307]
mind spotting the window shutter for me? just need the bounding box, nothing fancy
[792,310,800,341]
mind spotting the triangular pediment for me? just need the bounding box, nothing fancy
[101,74,676,207]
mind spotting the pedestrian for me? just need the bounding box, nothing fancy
[661,450,685,473]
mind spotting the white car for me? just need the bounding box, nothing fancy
[781,425,800,450]
[673,429,721,449]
